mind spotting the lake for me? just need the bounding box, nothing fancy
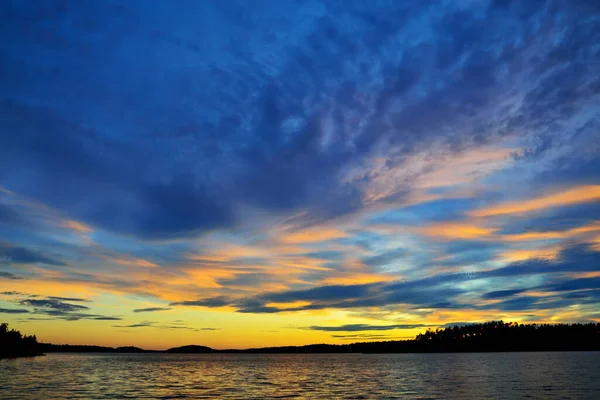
[1,352,599,399]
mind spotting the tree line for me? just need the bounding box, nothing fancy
[0,322,40,358]
[2,321,599,357]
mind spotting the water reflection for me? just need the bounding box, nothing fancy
[1,352,599,399]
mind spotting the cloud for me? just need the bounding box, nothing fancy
[0,243,65,266]
[0,307,29,314]
[0,204,27,226]
[361,248,407,267]
[0,271,23,280]
[133,307,172,313]
[112,321,203,330]
[482,289,528,299]
[113,322,155,328]
[307,323,430,332]
[28,309,121,321]
[19,298,89,312]
[169,297,231,308]
[542,277,600,292]
[229,243,600,313]
[46,296,89,302]
[419,223,497,240]
[471,186,600,217]
[10,297,120,321]
[1,0,598,241]
[331,334,401,340]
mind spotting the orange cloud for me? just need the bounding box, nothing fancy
[470,185,600,217]
[416,147,515,190]
[281,228,349,244]
[589,234,600,251]
[570,271,600,279]
[265,301,312,309]
[501,222,600,242]
[61,220,93,234]
[319,273,397,285]
[107,256,158,268]
[419,222,496,240]
[499,247,562,262]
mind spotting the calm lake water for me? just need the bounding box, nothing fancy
[1,352,599,399]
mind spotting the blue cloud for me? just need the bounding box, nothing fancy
[0,271,23,280]
[0,204,27,226]
[0,243,65,266]
[19,298,89,312]
[0,0,597,240]
[169,297,230,308]
[230,243,600,313]
[0,307,29,314]
[482,289,528,299]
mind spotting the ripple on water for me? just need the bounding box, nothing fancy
[1,352,600,399]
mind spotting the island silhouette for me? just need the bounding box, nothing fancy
[2,321,599,359]
[0,322,41,359]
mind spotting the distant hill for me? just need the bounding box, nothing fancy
[116,346,146,353]
[38,343,159,353]
[39,343,115,353]
[166,345,215,353]
[4,321,600,357]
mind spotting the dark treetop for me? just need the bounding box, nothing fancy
[0,323,40,359]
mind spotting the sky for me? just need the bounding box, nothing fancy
[0,0,599,350]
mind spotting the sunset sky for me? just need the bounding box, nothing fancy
[1,0,599,350]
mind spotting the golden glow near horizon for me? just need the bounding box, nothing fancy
[2,180,599,349]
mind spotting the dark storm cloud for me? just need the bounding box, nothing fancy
[0,243,65,266]
[0,1,598,240]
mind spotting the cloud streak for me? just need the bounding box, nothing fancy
[133,307,172,313]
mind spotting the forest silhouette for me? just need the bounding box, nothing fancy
[2,321,599,358]
[0,322,41,359]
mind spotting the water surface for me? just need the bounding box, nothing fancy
[1,352,599,399]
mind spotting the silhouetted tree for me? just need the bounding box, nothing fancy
[0,323,40,358]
